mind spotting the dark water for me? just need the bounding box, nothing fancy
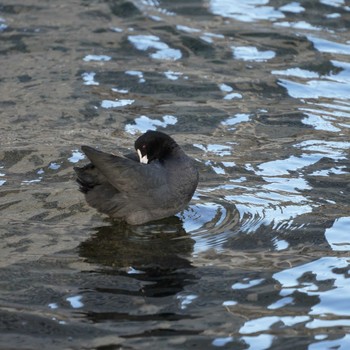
[1,0,350,349]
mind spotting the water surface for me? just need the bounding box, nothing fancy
[1,0,350,349]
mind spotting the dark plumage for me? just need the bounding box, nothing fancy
[74,130,199,225]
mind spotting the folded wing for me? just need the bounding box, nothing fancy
[81,146,167,194]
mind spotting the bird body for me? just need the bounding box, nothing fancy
[74,131,198,225]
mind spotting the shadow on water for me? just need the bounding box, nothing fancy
[78,217,199,325]
[78,217,194,288]
[79,216,194,271]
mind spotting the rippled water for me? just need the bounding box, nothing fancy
[1,0,350,349]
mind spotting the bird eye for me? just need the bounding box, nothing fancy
[142,144,146,149]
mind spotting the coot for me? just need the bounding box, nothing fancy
[74,130,199,225]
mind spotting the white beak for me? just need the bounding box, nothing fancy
[137,149,148,164]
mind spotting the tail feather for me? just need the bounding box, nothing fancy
[74,161,128,221]
[74,164,102,193]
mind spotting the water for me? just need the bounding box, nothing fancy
[1,0,349,348]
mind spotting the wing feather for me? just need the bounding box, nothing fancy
[81,146,167,193]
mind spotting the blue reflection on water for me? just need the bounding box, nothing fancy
[274,257,350,316]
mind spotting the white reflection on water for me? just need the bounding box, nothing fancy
[224,92,242,100]
[125,70,145,83]
[83,54,111,62]
[180,202,226,233]
[176,294,198,310]
[310,166,347,176]
[48,302,58,309]
[140,0,175,16]
[66,295,84,309]
[111,87,129,94]
[212,337,233,347]
[314,100,350,115]
[274,21,322,31]
[212,336,233,347]
[49,162,60,170]
[225,136,350,232]
[81,72,99,86]
[296,139,350,157]
[258,155,318,176]
[201,32,225,44]
[241,177,311,230]
[68,150,85,163]
[301,112,341,132]
[0,17,8,31]
[0,168,5,186]
[268,296,293,310]
[274,257,350,316]
[176,24,201,33]
[232,278,264,290]
[219,83,243,99]
[127,266,144,274]
[258,140,349,176]
[279,2,305,13]
[209,0,284,22]
[278,60,350,99]
[110,26,123,33]
[229,193,313,232]
[232,46,275,62]
[329,60,350,83]
[21,178,42,185]
[240,315,310,334]
[314,334,328,340]
[307,36,350,55]
[325,217,350,251]
[125,115,177,134]
[221,113,251,129]
[241,334,274,350]
[307,319,350,329]
[128,35,182,60]
[272,237,289,251]
[278,78,350,99]
[309,334,350,350]
[164,70,183,80]
[101,99,135,108]
[272,67,319,78]
[179,201,238,254]
[222,161,237,168]
[320,0,346,8]
[193,143,232,156]
[325,13,341,18]
[205,160,225,175]
[219,83,233,92]
[262,180,310,197]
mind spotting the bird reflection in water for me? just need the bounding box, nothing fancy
[78,216,197,299]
